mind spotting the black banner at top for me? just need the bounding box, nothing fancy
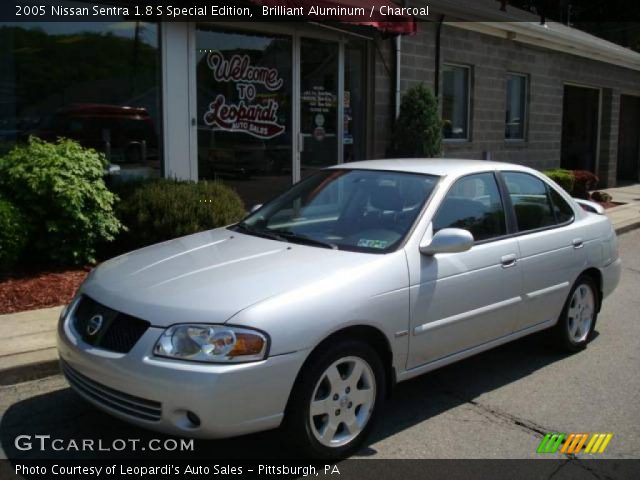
[1,0,640,23]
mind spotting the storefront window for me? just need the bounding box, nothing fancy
[442,64,470,140]
[0,15,161,179]
[196,27,292,208]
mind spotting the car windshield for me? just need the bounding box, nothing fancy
[232,169,439,253]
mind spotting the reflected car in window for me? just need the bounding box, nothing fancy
[57,159,621,458]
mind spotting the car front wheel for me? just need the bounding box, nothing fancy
[284,339,386,459]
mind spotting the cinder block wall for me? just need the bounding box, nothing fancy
[373,23,640,187]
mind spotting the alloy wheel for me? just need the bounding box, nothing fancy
[309,356,376,448]
[567,283,596,343]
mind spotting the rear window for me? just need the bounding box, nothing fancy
[503,172,557,232]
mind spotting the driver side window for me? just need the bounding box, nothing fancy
[433,172,507,242]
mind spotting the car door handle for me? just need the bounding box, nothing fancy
[572,238,584,249]
[501,254,518,268]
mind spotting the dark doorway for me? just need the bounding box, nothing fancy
[561,85,600,172]
[617,95,640,183]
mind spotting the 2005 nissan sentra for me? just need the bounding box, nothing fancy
[57,159,621,458]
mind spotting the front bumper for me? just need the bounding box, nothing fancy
[57,309,308,439]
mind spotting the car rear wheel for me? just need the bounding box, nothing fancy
[284,339,385,459]
[553,275,598,352]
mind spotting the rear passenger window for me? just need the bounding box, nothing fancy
[503,172,556,231]
[549,187,575,224]
[433,173,506,242]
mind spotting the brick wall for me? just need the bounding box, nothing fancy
[373,23,640,187]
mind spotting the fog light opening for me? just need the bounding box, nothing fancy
[186,411,201,428]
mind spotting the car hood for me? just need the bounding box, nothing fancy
[81,228,376,327]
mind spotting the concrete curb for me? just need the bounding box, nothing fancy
[615,221,640,235]
[0,358,60,387]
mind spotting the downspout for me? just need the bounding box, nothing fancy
[394,0,412,119]
[434,15,445,98]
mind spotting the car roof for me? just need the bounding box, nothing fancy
[332,158,536,178]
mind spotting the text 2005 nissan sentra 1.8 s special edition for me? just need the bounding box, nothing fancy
[58,159,621,458]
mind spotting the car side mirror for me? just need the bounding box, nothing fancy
[420,228,474,255]
[249,204,263,214]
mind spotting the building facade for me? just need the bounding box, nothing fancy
[2,2,640,209]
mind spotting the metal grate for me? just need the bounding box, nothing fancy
[62,361,162,422]
[73,295,150,354]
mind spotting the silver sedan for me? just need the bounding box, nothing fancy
[57,159,621,458]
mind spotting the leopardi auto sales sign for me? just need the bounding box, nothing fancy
[203,50,286,139]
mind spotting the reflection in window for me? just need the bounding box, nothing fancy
[196,27,292,208]
[506,74,527,140]
[433,173,506,242]
[503,172,556,231]
[242,169,439,253]
[549,187,575,224]
[0,19,161,180]
[442,65,470,140]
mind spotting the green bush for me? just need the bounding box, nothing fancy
[392,83,442,158]
[0,137,123,266]
[543,168,575,194]
[115,179,245,252]
[0,196,28,271]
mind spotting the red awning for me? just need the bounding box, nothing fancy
[252,0,417,35]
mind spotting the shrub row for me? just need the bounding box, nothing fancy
[542,168,599,199]
[0,137,245,272]
[112,179,245,254]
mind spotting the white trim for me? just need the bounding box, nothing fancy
[445,21,640,73]
[398,318,554,382]
[525,282,570,300]
[292,34,301,183]
[187,22,197,180]
[413,297,522,336]
[161,22,195,180]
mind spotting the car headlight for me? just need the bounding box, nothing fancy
[153,325,268,363]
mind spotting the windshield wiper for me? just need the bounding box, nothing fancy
[274,231,338,250]
[231,223,289,243]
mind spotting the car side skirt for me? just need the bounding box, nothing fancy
[396,318,555,383]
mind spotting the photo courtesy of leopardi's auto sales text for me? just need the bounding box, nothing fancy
[1,0,640,479]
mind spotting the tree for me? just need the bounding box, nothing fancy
[392,83,442,158]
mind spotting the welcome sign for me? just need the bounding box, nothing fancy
[203,50,286,139]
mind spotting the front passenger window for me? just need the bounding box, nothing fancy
[433,173,506,242]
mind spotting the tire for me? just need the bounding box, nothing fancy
[552,275,599,352]
[283,339,386,459]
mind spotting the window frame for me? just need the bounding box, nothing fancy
[430,171,509,245]
[504,72,529,142]
[496,171,576,236]
[441,63,472,143]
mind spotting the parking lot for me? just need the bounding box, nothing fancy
[1,230,639,469]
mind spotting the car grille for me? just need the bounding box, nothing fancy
[73,295,150,353]
[62,361,162,422]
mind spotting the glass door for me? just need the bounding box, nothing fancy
[195,26,293,208]
[299,38,340,179]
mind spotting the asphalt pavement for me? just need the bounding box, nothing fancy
[1,230,639,469]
